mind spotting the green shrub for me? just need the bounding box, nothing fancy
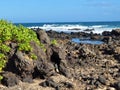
[30,53,37,60]
[51,39,58,45]
[0,53,6,71]
[0,20,45,80]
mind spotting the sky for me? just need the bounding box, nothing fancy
[0,0,120,23]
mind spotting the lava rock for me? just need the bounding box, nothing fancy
[91,35,102,40]
[40,77,74,89]
[98,76,106,85]
[113,81,120,90]
[58,60,71,78]
[40,78,58,88]
[114,54,120,62]
[36,61,55,78]
[2,72,19,87]
[111,29,120,36]
[102,31,111,36]
[36,29,50,45]
[79,46,96,58]
[102,36,112,44]
[30,41,47,61]
[60,82,74,89]
[13,51,34,82]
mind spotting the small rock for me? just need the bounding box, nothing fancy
[12,50,34,82]
[30,41,47,61]
[107,87,116,90]
[114,81,120,90]
[36,61,55,78]
[40,78,58,88]
[98,76,106,85]
[22,76,33,83]
[2,72,19,87]
[58,60,71,78]
[95,81,101,87]
[102,36,112,44]
[102,31,111,36]
[36,29,50,45]
[60,82,74,88]
[111,29,120,36]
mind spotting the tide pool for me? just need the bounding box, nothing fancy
[71,38,104,45]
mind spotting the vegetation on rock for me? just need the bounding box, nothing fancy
[51,39,58,45]
[0,20,44,80]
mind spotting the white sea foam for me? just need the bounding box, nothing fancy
[29,24,118,34]
[91,25,108,28]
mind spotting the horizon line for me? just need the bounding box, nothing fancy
[14,20,120,24]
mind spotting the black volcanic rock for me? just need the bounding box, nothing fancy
[102,36,112,44]
[98,76,106,85]
[13,51,34,82]
[102,31,111,36]
[36,29,50,45]
[35,60,55,79]
[111,29,120,36]
[2,72,19,87]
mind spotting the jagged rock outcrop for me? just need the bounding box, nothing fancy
[2,72,19,87]
[111,29,120,36]
[36,29,51,45]
[2,29,120,90]
[13,51,34,82]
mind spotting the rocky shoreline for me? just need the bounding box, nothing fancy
[1,28,120,90]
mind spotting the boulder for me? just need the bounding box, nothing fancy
[40,75,74,90]
[36,60,55,79]
[102,31,111,36]
[40,78,58,88]
[58,60,71,78]
[113,81,120,90]
[79,46,96,58]
[91,35,103,40]
[111,29,120,36]
[50,45,66,61]
[13,51,34,82]
[36,29,50,45]
[98,76,107,85]
[84,28,94,32]
[102,36,112,44]
[114,54,120,62]
[2,72,19,87]
[47,45,71,78]
[114,47,120,54]
[30,41,47,61]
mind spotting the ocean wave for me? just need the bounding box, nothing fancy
[28,24,118,34]
[91,25,108,28]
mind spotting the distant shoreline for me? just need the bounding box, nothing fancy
[14,22,120,34]
[14,21,120,24]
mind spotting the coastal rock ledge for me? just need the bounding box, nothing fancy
[1,28,120,90]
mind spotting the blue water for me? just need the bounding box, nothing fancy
[14,21,120,34]
[14,22,119,44]
[72,38,104,45]
[15,21,120,28]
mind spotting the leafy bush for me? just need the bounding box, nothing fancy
[0,20,45,79]
[51,39,58,45]
[0,53,6,81]
[30,53,37,60]
[0,53,6,71]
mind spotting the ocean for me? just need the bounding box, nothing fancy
[15,21,120,34]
